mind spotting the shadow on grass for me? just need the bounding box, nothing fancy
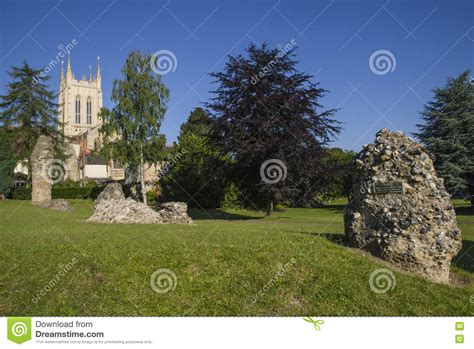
[455,206,474,216]
[296,231,347,246]
[452,240,474,273]
[314,204,346,214]
[187,208,264,221]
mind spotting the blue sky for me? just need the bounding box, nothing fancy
[0,0,472,150]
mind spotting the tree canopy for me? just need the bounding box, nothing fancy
[99,51,169,204]
[207,43,341,214]
[415,70,474,204]
[160,107,230,208]
[0,61,63,164]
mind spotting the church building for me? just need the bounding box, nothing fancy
[58,54,124,181]
[58,54,102,151]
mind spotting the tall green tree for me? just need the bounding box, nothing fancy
[160,107,230,208]
[99,51,169,204]
[415,70,474,205]
[0,128,16,197]
[207,43,341,214]
[0,61,63,166]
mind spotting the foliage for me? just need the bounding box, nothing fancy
[415,70,474,204]
[160,108,230,208]
[0,61,64,164]
[221,183,242,209]
[318,148,356,201]
[146,190,157,204]
[207,43,341,214]
[99,51,169,204]
[0,128,16,196]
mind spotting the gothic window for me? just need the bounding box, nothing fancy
[75,96,81,124]
[86,97,92,124]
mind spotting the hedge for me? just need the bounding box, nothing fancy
[11,186,104,200]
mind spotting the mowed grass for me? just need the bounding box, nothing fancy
[0,198,473,316]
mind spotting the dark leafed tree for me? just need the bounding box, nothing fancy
[207,43,341,215]
[0,128,16,198]
[99,51,169,205]
[160,107,230,208]
[415,70,474,205]
[0,61,63,167]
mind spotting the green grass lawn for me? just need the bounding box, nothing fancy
[0,199,473,316]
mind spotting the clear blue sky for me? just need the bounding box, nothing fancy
[1,0,472,150]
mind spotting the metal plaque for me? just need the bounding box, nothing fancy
[373,181,403,194]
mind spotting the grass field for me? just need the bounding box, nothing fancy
[0,198,473,316]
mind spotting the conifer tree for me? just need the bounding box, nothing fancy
[415,70,474,204]
[0,61,63,166]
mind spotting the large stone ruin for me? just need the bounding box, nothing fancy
[88,183,193,224]
[64,144,80,182]
[30,135,72,211]
[31,135,54,203]
[344,128,462,283]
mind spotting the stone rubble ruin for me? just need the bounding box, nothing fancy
[88,183,193,224]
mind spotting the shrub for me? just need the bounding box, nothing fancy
[11,185,105,200]
[146,190,157,204]
[11,187,31,200]
[221,183,242,209]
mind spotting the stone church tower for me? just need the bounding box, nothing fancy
[58,54,102,150]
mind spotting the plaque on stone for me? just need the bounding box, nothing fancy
[373,181,403,194]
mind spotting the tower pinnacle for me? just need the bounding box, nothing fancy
[60,60,64,82]
[96,56,101,79]
[66,52,72,80]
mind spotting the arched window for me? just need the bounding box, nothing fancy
[86,97,92,124]
[75,96,81,124]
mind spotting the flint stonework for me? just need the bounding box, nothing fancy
[344,128,462,283]
[88,183,193,224]
[31,135,54,203]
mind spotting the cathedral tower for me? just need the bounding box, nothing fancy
[58,54,103,150]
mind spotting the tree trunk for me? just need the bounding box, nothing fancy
[266,199,273,216]
[140,148,147,205]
